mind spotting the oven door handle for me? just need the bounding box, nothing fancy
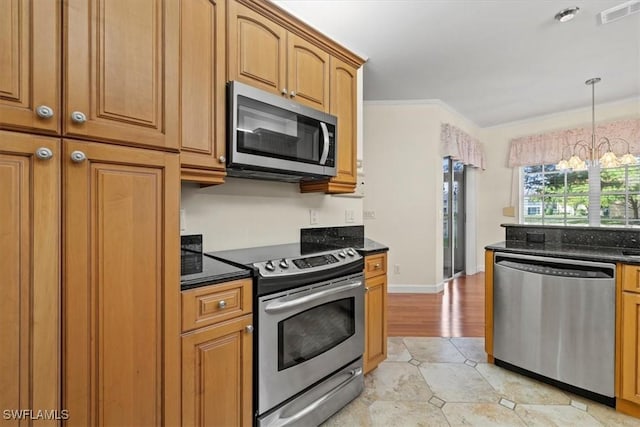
[278,367,363,426]
[264,281,362,313]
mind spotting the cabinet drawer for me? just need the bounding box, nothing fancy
[621,264,640,293]
[181,278,252,332]
[365,253,387,279]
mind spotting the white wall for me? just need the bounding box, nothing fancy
[476,98,640,269]
[181,179,363,251]
[362,101,480,291]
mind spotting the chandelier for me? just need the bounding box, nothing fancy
[557,78,636,171]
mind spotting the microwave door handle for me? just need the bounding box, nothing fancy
[319,122,330,165]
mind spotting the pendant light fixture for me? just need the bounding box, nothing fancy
[557,78,637,171]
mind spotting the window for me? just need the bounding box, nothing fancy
[522,157,640,226]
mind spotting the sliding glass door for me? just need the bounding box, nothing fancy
[443,158,466,280]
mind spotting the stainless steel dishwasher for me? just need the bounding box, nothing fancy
[493,252,616,406]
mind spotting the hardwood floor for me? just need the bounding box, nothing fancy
[388,273,485,337]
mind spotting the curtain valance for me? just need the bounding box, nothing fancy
[508,118,640,168]
[440,123,485,169]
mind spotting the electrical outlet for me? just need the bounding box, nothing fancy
[394,264,400,274]
[309,209,319,225]
[180,209,187,232]
[345,209,355,223]
[363,210,376,220]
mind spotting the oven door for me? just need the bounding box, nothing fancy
[257,273,364,415]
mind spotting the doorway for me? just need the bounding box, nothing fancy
[443,157,466,280]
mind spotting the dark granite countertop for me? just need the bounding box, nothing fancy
[180,252,252,291]
[486,241,640,265]
[300,226,389,256]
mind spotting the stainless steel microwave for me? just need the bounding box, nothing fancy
[227,81,337,182]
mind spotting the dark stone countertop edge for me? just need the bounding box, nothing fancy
[354,238,389,256]
[500,223,640,232]
[180,269,252,291]
[485,241,640,265]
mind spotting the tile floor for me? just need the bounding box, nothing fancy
[322,337,639,426]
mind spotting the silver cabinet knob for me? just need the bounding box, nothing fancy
[70,150,87,163]
[218,155,226,164]
[70,111,87,124]
[35,147,54,160]
[365,287,370,292]
[218,300,227,309]
[281,88,287,95]
[290,91,296,97]
[245,325,254,334]
[36,105,54,119]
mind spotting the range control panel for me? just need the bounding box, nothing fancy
[255,248,360,277]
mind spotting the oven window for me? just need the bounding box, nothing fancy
[278,297,355,371]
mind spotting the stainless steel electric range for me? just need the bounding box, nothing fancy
[208,243,365,427]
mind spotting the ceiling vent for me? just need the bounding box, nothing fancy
[600,0,640,24]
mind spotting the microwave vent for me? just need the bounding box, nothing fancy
[600,1,640,24]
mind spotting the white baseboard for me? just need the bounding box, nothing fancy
[477,264,485,272]
[388,283,444,294]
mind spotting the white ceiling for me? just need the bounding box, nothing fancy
[274,0,640,127]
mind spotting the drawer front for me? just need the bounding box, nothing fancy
[365,253,387,279]
[622,264,640,293]
[182,279,252,332]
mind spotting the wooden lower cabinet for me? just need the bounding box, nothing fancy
[63,140,180,426]
[363,253,388,374]
[0,131,60,424]
[619,291,640,415]
[182,314,253,427]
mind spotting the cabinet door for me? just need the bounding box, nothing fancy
[364,274,387,374]
[228,1,287,96]
[0,131,60,425]
[182,315,253,427]
[330,58,358,187]
[0,0,60,134]
[621,292,640,405]
[286,33,330,112]
[64,0,179,150]
[180,0,227,185]
[63,140,180,426]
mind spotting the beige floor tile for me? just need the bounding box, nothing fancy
[475,363,570,405]
[515,404,604,426]
[369,401,449,427]
[403,337,466,363]
[443,402,526,426]
[587,402,640,427]
[450,337,487,362]
[386,337,412,362]
[321,395,371,427]
[419,363,499,403]
[363,361,432,403]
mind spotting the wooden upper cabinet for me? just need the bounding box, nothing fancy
[287,33,330,112]
[300,57,358,193]
[63,140,180,426]
[0,0,61,134]
[228,1,287,96]
[180,0,228,185]
[64,0,179,151]
[0,131,60,425]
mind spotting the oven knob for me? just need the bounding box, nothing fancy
[279,259,289,269]
[265,261,275,271]
[338,251,346,258]
[346,248,355,256]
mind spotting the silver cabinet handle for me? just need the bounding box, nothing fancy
[35,147,54,160]
[70,111,87,124]
[290,90,296,97]
[245,325,253,334]
[70,150,86,163]
[36,105,54,119]
[281,88,287,95]
[218,155,226,164]
[218,300,227,309]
